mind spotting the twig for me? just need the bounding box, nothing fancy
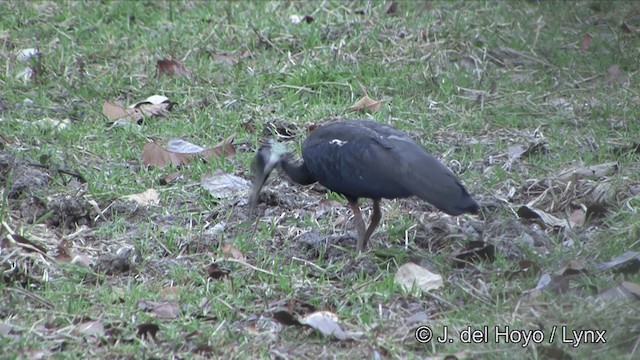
[292,256,326,272]
[6,287,54,309]
[223,258,275,276]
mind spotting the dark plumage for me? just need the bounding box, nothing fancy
[249,120,479,252]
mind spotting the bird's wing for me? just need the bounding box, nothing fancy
[302,120,477,214]
[302,123,416,200]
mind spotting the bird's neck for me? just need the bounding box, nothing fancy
[280,159,316,185]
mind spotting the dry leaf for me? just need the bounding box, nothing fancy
[198,135,236,159]
[55,239,93,268]
[580,32,592,51]
[595,251,640,274]
[596,281,640,302]
[160,286,179,300]
[221,242,245,261]
[349,94,382,113]
[517,205,577,228]
[138,300,180,319]
[395,262,444,293]
[273,310,302,326]
[556,162,618,182]
[126,95,172,117]
[166,136,236,160]
[2,234,47,254]
[142,141,192,168]
[76,320,105,337]
[159,172,182,185]
[157,58,191,77]
[568,209,586,227]
[121,189,160,206]
[102,101,143,123]
[299,311,347,340]
[167,138,207,153]
[605,65,628,84]
[558,259,587,276]
[315,199,343,217]
[200,171,251,199]
[212,51,252,65]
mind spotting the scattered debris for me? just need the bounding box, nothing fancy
[395,262,444,293]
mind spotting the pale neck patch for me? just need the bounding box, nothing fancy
[330,139,347,146]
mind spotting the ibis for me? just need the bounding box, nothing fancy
[249,120,479,252]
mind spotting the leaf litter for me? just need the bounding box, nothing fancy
[4,2,640,358]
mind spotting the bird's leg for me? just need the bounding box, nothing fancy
[349,201,367,252]
[364,199,382,244]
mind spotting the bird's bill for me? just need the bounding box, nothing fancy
[248,171,269,219]
[248,146,277,219]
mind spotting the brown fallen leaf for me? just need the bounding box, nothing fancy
[166,136,235,161]
[242,119,256,133]
[55,239,93,268]
[157,58,191,77]
[142,141,192,168]
[221,242,245,261]
[517,205,577,228]
[198,135,236,159]
[159,172,182,186]
[2,234,47,254]
[102,101,143,123]
[212,50,252,65]
[349,94,382,113]
[138,300,180,319]
[580,32,592,51]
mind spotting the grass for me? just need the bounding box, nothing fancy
[2,0,640,359]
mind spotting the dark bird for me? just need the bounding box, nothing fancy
[249,120,479,252]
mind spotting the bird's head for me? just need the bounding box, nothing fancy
[248,139,289,218]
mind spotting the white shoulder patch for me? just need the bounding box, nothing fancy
[387,134,412,143]
[330,139,347,146]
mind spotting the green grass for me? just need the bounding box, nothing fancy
[2,0,640,359]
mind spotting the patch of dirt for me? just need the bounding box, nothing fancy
[47,193,92,228]
[0,153,50,198]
